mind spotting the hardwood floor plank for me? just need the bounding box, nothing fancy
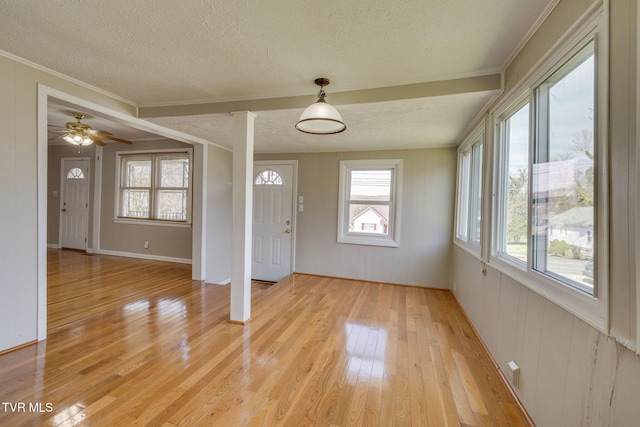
[0,250,532,426]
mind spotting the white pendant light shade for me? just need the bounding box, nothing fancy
[296,78,346,135]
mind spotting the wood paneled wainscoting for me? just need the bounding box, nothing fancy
[0,249,531,426]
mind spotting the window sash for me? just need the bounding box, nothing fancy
[337,160,402,247]
[532,41,596,295]
[117,151,191,223]
[496,101,530,266]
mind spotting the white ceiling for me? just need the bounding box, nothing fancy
[2,0,557,153]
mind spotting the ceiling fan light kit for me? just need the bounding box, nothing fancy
[50,112,134,151]
[296,78,346,135]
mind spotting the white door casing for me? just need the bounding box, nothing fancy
[252,162,296,282]
[60,158,90,250]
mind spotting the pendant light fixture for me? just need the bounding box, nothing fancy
[295,78,346,135]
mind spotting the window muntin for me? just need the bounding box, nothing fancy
[532,41,595,295]
[255,169,284,185]
[338,160,402,247]
[117,151,191,223]
[497,102,530,264]
[67,167,85,179]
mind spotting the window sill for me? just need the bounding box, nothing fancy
[488,254,607,334]
[454,239,482,258]
[338,234,399,248]
[114,218,192,228]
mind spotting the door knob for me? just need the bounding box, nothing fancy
[285,229,291,234]
[61,208,66,212]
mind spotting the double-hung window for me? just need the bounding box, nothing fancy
[337,159,402,247]
[456,126,484,250]
[117,150,192,224]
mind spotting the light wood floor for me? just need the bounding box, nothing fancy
[0,249,530,426]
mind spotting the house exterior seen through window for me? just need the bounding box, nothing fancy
[338,160,402,247]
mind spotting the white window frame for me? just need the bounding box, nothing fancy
[494,95,531,269]
[337,159,402,247]
[489,3,608,333]
[455,124,485,256]
[114,148,193,227]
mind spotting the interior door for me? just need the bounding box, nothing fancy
[252,163,294,282]
[60,158,90,250]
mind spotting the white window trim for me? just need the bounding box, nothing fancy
[337,159,402,248]
[489,2,608,333]
[114,148,193,227]
[455,123,485,257]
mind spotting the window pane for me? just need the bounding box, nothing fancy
[255,169,283,185]
[157,190,187,220]
[159,157,189,188]
[122,189,149,218]
[125,159,151,187]
[67,167,85,179]
[533,43,594,294]
[503,103,529,262]
[456,151,471,239]
[469,142,483,244]
[348,204,390,236]
[350,170,392,201]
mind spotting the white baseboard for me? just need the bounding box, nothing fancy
[47,243,61,249]
[95,249,192,265]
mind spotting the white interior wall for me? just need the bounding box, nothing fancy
[452,0,640,425]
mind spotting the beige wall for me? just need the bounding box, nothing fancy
[257,148,456,288]
[0,54,136,351]
[453,0,640,425]
[205,146,233,284]
[100,139,193,261]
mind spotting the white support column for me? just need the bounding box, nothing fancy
[230,111,256,323]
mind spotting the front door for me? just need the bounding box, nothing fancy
[252,163,295,282]
[60,158,90,250]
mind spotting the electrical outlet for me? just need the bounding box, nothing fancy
[144,241,149,249]
[506,360,520,387]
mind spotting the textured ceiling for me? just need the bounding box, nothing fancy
[2,0,557,152]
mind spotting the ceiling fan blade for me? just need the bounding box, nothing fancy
[93,133,133,144]
[48,134,65,142]
[87,135,107,146]
[48,124,66,129]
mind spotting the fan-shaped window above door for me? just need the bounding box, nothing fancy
[66,168,85,179]
[254,170,284,185]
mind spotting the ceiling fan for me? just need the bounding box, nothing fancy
[49,112,133,148]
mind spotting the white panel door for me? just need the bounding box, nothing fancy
[252,163,294,282]
[60,158,90,250]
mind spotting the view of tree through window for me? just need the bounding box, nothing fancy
[502,103,530,262]
[532,42,595,294]
[118,152,190,222]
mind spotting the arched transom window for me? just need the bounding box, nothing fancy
[67,168,85,179]
[255,169,283,186]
